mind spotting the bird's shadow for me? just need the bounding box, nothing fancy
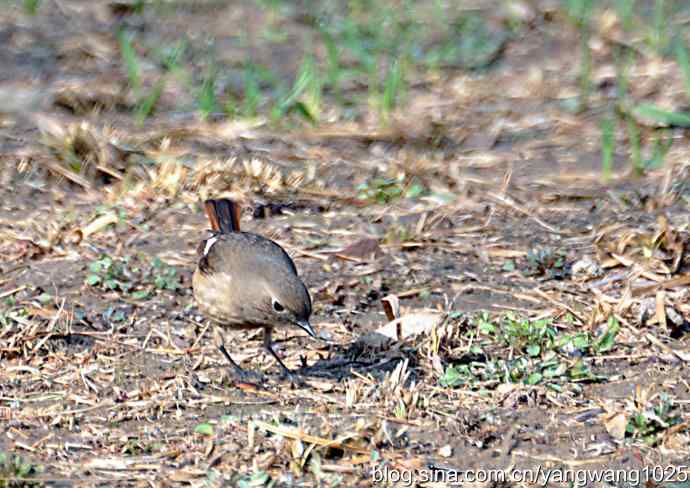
[291,333,417,382]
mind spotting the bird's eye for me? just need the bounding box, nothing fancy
[272,299,285,312]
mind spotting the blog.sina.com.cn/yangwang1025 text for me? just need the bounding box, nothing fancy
[371,463,689,486]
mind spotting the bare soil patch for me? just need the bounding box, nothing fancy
[1,1,689,486]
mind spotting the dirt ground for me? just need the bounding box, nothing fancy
[1,1,689,487]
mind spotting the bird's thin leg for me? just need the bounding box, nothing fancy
[218,343,246,375]
[263,327,294,377]
[214,326,263,383]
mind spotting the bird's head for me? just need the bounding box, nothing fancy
[252,275,315,337]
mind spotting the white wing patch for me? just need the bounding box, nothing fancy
[203,235,219,256]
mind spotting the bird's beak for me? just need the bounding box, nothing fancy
[295,319,317,338]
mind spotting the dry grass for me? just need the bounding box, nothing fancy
[1,0,689,486]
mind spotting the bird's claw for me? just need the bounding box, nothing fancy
[231,368,265,385]
[279,369,307,388]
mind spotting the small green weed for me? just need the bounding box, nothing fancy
[122,438,164,455]
[383,224,416,244]
[438,363,470,388]
[85,255,181,298]
[86,256,133,292]
[553,316,620,355]
[439,313,619,390]
[495,315,558,357]
[22,0,40,15]
[119,31,141,96]
[593,316,621,353]
[524,247,569,279]
[102,306,127,324]
[0,451,44,487]
[438,354,600,390]
[627,393,683,445]
[148,257,182,293]
[356,176,426,204]
[236,470,274,488]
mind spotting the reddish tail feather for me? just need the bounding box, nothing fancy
[204,199,241,233]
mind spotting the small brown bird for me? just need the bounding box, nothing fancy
[192,198,315,382]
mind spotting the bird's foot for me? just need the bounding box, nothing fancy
[278,368,308,388]
[230,367,265,386]
[218,343,265,386]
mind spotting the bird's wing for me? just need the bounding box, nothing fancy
[198,232,298,277]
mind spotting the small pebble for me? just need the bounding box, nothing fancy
[438,444,452,458]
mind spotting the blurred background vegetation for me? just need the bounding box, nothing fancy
[3,0,690,181]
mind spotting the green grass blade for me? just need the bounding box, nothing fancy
[614,46,634,106]
[275,53,318,122]
[242,63,261,118]
[290,102,317,125]
[23,0,41,15]
[118,31,141,95]
[614,0,635,31]
[135,77,165,125]
[600,115,615,181]
[626,115,642,175]
[303,54,322,123]
[646,129,673,169]
[675,40,690,104]
[197,67,219,120]
[224,95,238,118]
[633,104,690,128]
[651,0,669,54]
[160,40,187,73]
[382,57,403,117]
[319,26,341,99]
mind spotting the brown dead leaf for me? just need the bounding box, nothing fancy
[604,412,628,440]
[336,237,384,261]
[595,217,688,279]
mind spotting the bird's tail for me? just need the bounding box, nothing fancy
[204,199,241,233]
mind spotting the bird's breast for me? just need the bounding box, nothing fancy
[192,268,265,329]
